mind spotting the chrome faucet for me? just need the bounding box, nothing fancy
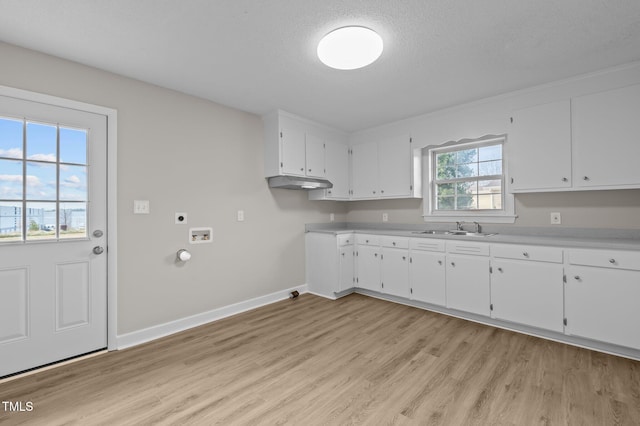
[455,221,463,231]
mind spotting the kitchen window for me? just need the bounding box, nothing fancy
[423,135,516,223]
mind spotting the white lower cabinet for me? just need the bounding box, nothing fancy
[565,249,640,350]
[446,255,491,316]
[409,239,446,306]
[380,237,410,298]
[355,235,381,291]
[305,232,354,298]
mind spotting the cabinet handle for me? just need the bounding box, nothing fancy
[451,262,455,267]
[300,168,304,171]
[402,256,406,261]
[374,253,378,257]
[498,267,503,273]
[574,275,580,280]
[346,240,350,244]
[522,252,529,258]
[583,176,589,181]
[609,258,616,264]
[366,239,369,243]
[373,191,376,194]
[308,168,312,172]
[392,242,396,246]
[328,190,332,194]
[341,253,345,257]
[438,260,443,265]
[381,190,385,194]
[562,177,568,182]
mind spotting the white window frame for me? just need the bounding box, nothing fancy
[422,135,516,223]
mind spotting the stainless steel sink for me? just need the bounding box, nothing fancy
[411,230,497,237]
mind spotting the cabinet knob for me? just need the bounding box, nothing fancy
[574,275,581,280]
[438,260,442,265]
[381,190,384,194]
[308,169,312,172]
[366,239,369,243]
[498,267,503,273]
[346,240,349,244]
[451,262,455,267]
[562,177,568,182]
[341,253,345,256]
[328,190,332,194]
[374,253,378,257]
[522,252,529,257]
[609,258,616,264]
[392,242,396,246]
[402,256,406,260]
[373,191,376,194]
[583,176,589,181]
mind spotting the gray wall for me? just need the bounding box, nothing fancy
[0,42,347,334]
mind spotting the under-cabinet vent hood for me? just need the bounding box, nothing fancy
[267,175,333,190]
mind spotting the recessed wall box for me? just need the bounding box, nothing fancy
[189,227,212,244]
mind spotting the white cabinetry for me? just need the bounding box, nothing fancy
[380,237,410,298]
[565,249,640,349]
[508,100,572,192]
[351,143,379,198]
[350,135,419,200]
[490,244,564,332]
[409,239,446,306]
[264,110,349,183]
[305,232,354,298]
[355,235,381,291]
[572,84,640,188]
[445,241,491,316]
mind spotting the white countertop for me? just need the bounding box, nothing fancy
[306,226,640,251]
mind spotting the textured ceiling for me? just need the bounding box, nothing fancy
[1,0,640,131]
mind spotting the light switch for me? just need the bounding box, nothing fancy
[134,200,150,214]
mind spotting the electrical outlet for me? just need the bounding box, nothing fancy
[550,212,562,225]
[133,200,149,214]
[382,213,389,222]
[237,210,245,222]
[329,213,335,222]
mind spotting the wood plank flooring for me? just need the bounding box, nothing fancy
[1,293,639,425]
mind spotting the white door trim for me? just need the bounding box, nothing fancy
[0,85,118,351]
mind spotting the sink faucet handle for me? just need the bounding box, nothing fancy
[473,221,481,233]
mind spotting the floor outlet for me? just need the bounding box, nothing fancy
[550,212,562,225]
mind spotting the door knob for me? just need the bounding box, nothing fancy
[93,246,105,255]
[93,229,104,238]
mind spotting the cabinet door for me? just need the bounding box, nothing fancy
[565,266,640,349]
[491,259,564,332]
[280,126,306,176]
[305,133,325,178]
[356,245,381,291]
[351,143,379,198]
[378,136,411,197]
[446,254,490,316]
[338,246,354,292]
[509,100,572,191]
[325,142,350,199]
[409,251,446,306]
[572,84,640,188]
[381,248,409,298]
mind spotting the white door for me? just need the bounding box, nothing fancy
[446,254,491,316]
[0,95,107,378]
[381,247,409,298]
[409,250,446,306]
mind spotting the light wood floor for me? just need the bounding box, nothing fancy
[1,293,639,425]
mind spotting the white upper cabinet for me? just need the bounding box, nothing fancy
[378,137,412,197]
[279,125,307,176]
[350,135,419,200]
[304,133,326,178]
[572,83,640,188]
[508,100,572,192]
[508,83,640,193]
[309,141,350,200]
[263,110,348,181]
[351,142,379,198]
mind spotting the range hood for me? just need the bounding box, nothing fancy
[267,175,333,190]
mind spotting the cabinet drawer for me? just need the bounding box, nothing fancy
[410,238,446,252]
[491,244,563,263]
[356,234,380,246]
[337,234,354,246]
[446,241,489,256]
[567,249,640,271]
[380,236,409,249]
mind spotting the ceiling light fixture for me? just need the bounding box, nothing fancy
[317,26,383,70]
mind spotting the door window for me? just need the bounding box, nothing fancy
[0,117,88,242]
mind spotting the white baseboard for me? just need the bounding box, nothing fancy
[116,284,308,350]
